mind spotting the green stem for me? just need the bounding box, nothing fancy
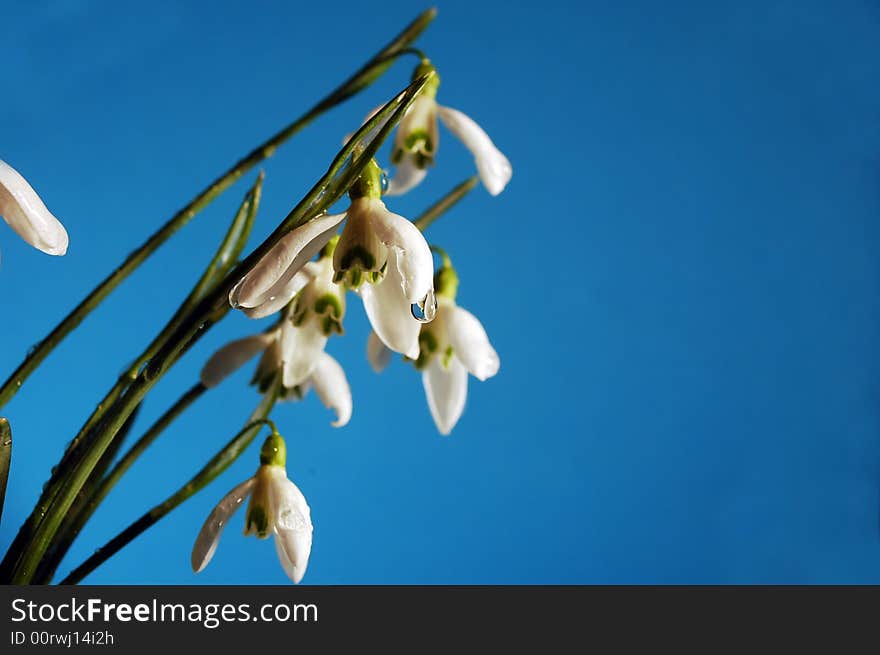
[0,176,260,583]
[0,418,10,527]
[60,385,279,585]
[429,245,453,268]
[36,385,206,583]
[6,72,432,584]
[413,175,479,231]
[0,8,436,412]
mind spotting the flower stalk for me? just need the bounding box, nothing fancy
[0,8,437,411]
[0,174,261,583]
[60,385,280,585]
[1,7,513,586]
[0,418,10,526]
[4,73,432,584]
[33,384,206,583]
[49,132,481,584]
[413,176,479,232]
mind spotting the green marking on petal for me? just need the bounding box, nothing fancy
[413,330,439,370]
[314,293,343,318]
[282,384,307,401]
[292,307,308,326]
[245,505,269,539]
[419,330,438,353]
[339,245,377,271]
[442,345,454,369]
[404,129,430,150]
[348,268,363,289]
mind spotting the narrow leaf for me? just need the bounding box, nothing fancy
[0,418,10,526]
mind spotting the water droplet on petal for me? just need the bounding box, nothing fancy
[380,170,389,193]
[411,288,437,323]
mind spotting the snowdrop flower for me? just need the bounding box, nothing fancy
[0,159,68,257]
[192,431,313,584]
[386,60,512,197]
[230,158,435,360]
[201,287,352,428]
[369,249,499,435]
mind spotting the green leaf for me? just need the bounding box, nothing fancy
[61,381,279,585]
[0,419,10,527]
[0,8,436,411]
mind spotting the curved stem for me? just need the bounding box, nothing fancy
[6,72,432,584]
[60,384,280,585]
[0,8,437,411]
[37,383,207,583]
[429,245,453,268]
[413,175,479,232]
[0,419,10,527]
[0,177,260,583]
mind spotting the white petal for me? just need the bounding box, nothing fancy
[422,356,468,435]
[200,332,275,388]
[0,159,68,255]
[253,337,283,387]
[309,351,352,427]
[360,253,421,359]
[191,477,256,573]
[366,330,392,373]
[241,269,312,319]
[395,94,439,160]
[385,155,428,196]
[280,319,327,388]
[437,106,512,196]
[270,476,313,584]
[230,212,345,309]
[369,204,433,303]
[445,305,500,381]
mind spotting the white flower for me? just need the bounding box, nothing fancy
[229,160,435,359]
[192,434,313,584]
[334,195,435,359]
[201,301,352,428]
[0,159,68,256]
[229,212,346,313]
[386,61,512,197]
[369,290,499,435]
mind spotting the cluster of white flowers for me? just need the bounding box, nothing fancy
[194,59,509,583]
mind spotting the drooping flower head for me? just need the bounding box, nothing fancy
[333,157,436,358]
[192,430,313,584]
[369,248,499,434]
[229,156,436,359]
[202,254,352,428]
[386,60,512,197]
[0,159,68,258]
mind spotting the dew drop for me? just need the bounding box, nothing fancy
[380,170,389,193]
[411,288,437,323]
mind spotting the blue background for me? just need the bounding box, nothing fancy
[1,0,879,584]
